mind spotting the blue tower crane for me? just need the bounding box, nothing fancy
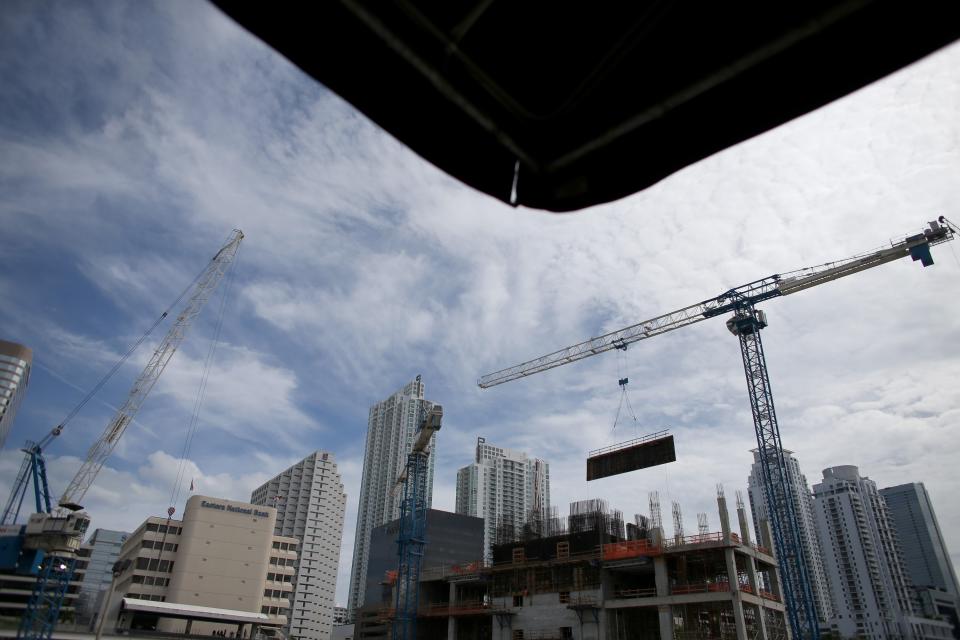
[479,219,955,640]
[391,405,443,640]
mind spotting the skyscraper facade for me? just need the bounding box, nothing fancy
[813,466,921,639]
[747,448,833,624]
[880,483,960,597]
[251,451,347,640]
[347,376,437,614]
[455,437,550,563]
[74,528,129,623]
[881,483,960,636]
[0,339,32,449]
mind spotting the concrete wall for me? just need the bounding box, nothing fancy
[493,589,601,640]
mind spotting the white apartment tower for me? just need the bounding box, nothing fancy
[251,451,347,640]
[347,376,437,614]
[747,448,833,625]
[812,466,919,640]
[455,437,550,563]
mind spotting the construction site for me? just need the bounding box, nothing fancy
[360,488,787,640]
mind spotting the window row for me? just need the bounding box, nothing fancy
[144,523,183,535]
[271,541,298,551]
[135,558,175,573]
[266,572,293,583]
[269,557,296,566]
[126,593,166,602]
[131,575,170,587]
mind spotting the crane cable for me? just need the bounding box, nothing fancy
[611,344,639,434]
[168,241,241,510]
[39,267,208,448]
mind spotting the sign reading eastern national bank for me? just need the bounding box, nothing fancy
[200,500,270,519]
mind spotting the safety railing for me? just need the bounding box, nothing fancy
[670,582,731,595]
[613,587,657,599]
[602,539,662,560]
[420,600,492,616]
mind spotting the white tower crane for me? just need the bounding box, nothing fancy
[16,229,243,640]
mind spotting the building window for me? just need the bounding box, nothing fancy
[559,591,570,604]
[560,628,573,640]
[513,595,523,608]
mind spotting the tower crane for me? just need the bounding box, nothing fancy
[392,404,443,640]
[7,230,243,640]
[478,218,955,640]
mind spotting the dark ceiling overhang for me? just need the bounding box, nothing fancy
[213,1,960,212]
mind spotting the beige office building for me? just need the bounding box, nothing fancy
[106,495,298,637]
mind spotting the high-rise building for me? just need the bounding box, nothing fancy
[347,376,437,614]
[812,466,953,640]
[455,437,550,563]
[251,451,347,640]
[881,483,960,637]
[74,529,129,624]
[746,448,833,624]
[0,339,32,449]
[104,495,296,636]
[880,483,959,597]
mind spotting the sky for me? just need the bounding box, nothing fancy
[2,1,960,607]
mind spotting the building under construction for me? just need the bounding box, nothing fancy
[364,490,788,640]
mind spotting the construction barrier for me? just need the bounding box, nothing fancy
[602,539,663,560]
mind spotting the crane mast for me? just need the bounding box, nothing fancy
[478,219,954,640]
[58,230,243,512]
[392,405,443,640]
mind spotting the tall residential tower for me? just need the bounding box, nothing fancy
[347,376,437,614]
[0,339,32,449]
[747,448,833,625]
[455,437,550,563]
[251,451,347,640]
[812,466,939,639]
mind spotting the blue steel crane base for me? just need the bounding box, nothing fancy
[18,556,77,640]
[733,307,820,640]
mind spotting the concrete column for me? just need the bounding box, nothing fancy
[237,623,245,638]
[718,494,732,543]
[754,602,770,640]
[725,548,748,640]
[658,606,673,640]
[760,520,784,602]
[184,619,193,635]
[654,555,673,640]
[654,556,669,597]
[737,505,752,547]
[448,582,457,640]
